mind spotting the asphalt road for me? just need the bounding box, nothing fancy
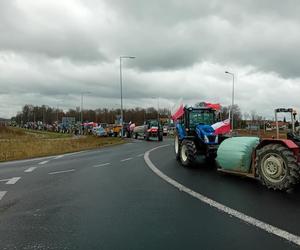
[0,138,300,249]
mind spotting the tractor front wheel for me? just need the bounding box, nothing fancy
[256,144,300,191]
[180,140,197,167]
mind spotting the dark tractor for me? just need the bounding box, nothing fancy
[174,107,225,166]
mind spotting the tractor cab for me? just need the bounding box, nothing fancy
[184,107,216,131]
[275,108,300,146]
[145,119,160,129]
[178,107,218,144]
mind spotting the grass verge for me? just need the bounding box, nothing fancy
[0,127,124,162]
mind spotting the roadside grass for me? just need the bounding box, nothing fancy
[0,127,124,162]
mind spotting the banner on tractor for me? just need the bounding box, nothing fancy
[212,119,230,134]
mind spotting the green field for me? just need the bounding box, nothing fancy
[0,126,124,162]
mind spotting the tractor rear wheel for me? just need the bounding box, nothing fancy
[174,134,181,160]
[256,144,300,191]
[180,140,197,167]
[158,133,163,141]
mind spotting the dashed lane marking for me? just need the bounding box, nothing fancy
[54,155,64,160]
[144,144,300,247]
[0,191,7,201]
[6,177,21,185]
[48,169,75,175]
[24,167,37,173]
[120,158,133,162]
[38,160,49,165]
[137,154,144,157]
[0,179,10,183]
[92,163,111,168]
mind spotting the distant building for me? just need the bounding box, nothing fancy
[269,121,289,130]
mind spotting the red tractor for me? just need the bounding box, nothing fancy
[216,108,300,191]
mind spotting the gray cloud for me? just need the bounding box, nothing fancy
[0,0,300,119]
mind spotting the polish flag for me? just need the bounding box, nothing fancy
[171,99,184,120]
[211,119,230,135]
[171,104,184,120]
[204,102,221,111]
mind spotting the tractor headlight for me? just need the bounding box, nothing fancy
[204,135,209,143]
[215,135,219,143]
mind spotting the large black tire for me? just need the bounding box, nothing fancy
[180,140,197,167]
[158,133,163,141]
[174,134,181,161]
[256,144,300,191]
[146,133,150,141]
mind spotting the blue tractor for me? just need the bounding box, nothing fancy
[174,106,226,166]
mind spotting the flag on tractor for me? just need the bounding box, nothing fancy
[204,102,221,111]
[211,119,230,134]
[171,104,184,120]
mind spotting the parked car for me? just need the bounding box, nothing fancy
[93,126,107,137]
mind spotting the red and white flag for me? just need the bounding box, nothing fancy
[211,119,230,135]
[204,102,221,111]
[171,104,184,120]
[171,98,184,120]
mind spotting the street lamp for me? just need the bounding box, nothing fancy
[81,91,91,133]
[120,56,136,138]
[152,97,160,120]
[225,71,235,132]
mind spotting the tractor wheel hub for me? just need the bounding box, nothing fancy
[263,155,284,179]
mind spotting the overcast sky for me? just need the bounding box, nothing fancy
[1,0,300,119]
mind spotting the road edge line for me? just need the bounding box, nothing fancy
[144,144,300,247]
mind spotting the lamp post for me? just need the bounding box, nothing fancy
[80,92,91,134]
[152,97,160,120]
[120,56,136,138]
[225,71,235,132]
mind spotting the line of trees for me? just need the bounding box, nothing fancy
[11,104,171,125]
[12,103,263,129]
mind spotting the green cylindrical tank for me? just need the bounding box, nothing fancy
[216,137,260,173]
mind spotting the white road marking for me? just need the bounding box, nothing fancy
[0,191,7,201]
[54,155,64,160]
[38,160,49,165]
[137,153,144,157]
[6,177,21,185]
[92,163,111,168]
[144,145,300,247]
[0,156,54,166]
[48,169,75,175]
[0,178,10,182]
[120,157,133,162]
[24,167,37,173]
